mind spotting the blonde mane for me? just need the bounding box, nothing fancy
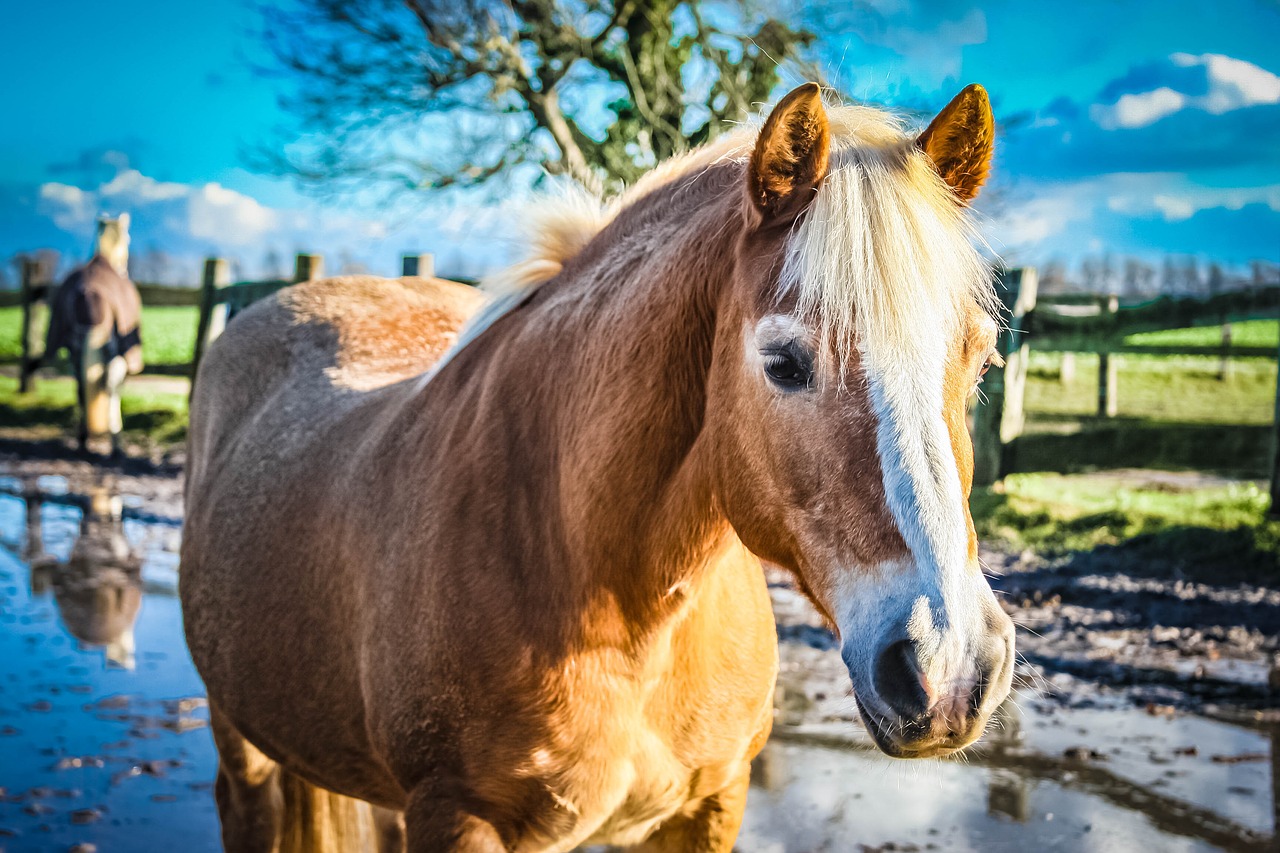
[454,99,994,368]
[779,108,996,370]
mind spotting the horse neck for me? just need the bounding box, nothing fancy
[433,168,745,638]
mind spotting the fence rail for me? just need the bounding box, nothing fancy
[971,269,1280,515]
[11,258,1280,513]
[14,252,446,390]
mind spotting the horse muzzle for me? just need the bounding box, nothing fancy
[845,616,1015,759]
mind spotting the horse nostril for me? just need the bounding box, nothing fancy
[874,639,931,720]
[967,670,988,721]
[970,633,1013,719]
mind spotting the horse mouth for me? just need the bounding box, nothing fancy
[853,695,966,760]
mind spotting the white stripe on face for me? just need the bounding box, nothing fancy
[835,324,996,704]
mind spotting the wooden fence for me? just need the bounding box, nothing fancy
[11,258,1280,513]
[971,268,1280,515]
[14,252,441,390]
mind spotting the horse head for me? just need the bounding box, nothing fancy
[706,84,1015,758]
[95,212,131,275]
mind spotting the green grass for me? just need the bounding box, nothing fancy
[0,306,21,362]
[1024,352,1276,426]
[0,305,198,368]
[1125,318,1278,349]
[137,306,199,366]
[0,374,189,446]
[972,472,1280,584]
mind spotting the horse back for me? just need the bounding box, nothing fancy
[46,255,143,371]
[186,274,483,489]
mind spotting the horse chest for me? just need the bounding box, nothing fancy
[524,712,750,851]
[512,642,773,850]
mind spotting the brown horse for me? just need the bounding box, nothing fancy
[42,214,144,456]
[181,83,1014,852]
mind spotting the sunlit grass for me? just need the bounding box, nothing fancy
[1024,352,1276,426]
[0,305,198,368]
[0,374,189,445]
[972,472,1280,583]
[1125,318,1278,349]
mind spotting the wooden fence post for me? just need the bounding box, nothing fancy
[190,258,230,398]
[1269,333,1280,518]
[1218,323,1233,381]
[972,267,1038,486]
[1059,352,1076,384]
[294,253,323,283]
[1097,294,1119,418]
[18,259,48,393]
[401,254,434,278]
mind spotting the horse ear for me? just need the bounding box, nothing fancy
[916,84,995,203]
[117,212,130,231]
[748,82,830,224]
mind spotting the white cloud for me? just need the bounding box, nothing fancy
[26,163,470,280]
[38,183,96,230]
[188,183,279,246]
[1093,53,1280,129]
[1108,183,1280,221]
[879,9,987,83]
[1151,194,1196,221]
[986,193,1085,253]
[1175,52,1280,112]
[1093,87,1185,129]
[100,169,187,202]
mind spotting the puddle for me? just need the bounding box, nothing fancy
[0,476,1276,851]
[0,481,220,852]
[744,699,1276,852]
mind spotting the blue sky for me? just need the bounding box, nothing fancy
[2,0,1278,283]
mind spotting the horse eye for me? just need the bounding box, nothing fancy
[762,348,813,390]
[975,349,1001,387]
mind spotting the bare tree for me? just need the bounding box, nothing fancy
[257,0,813,197]
[12,250,62,285]
[262,248,286,280]
[129,245,174,284]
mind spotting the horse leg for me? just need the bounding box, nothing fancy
[212,703,381,852]
[70,345,89,453]
[403,788,506,853]
[105,355,127,460]
[630,765,752,853]
[80,340,114,456]
[211,703,285,852]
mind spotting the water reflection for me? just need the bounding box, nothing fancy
[985,700,1030,823]
[743,691,1276,852]
[26,486,143,668]
[0,474,1277,852]
[0,474,219,851]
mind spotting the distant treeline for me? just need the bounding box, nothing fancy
[5,247,1279,298]
[1037,256,1280,299]
[2,246,486,290]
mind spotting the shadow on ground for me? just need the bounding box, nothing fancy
[1011,418,1273,478]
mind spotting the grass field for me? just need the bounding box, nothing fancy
[0,305,198,367]
[1024,352,1277,425]
[0,374,189,446]
[972,471,1280,583]
[1125,318,1279,349]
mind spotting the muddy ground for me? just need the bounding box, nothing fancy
[4,438,1276,718]
[2,443,1278,851]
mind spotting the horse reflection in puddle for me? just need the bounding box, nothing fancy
[26,486,142,669]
